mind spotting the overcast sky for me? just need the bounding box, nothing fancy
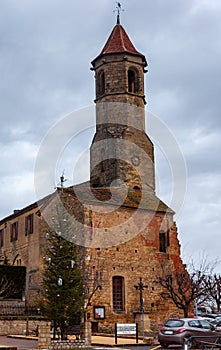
[0,0,221,268]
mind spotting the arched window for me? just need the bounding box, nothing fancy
[128,69,135,93]
[97,70,105,96]
[128,68,139,93]
[112,276,125,312]
[159,230,166,253]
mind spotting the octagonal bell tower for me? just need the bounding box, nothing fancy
[90,16,155,193]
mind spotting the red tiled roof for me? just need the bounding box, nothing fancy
[92,24,147,65]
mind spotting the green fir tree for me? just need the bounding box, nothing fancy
[39,231,84,340]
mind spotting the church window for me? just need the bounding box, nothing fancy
[10,222,18,242]
[113,276,125,312]
[128,68,139,93]
[0,229,4,247]
[159,230,166,253]
[97,70,105,96]
[167,230,170,246]
[25,213,34,235]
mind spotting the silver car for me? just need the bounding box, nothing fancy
[158,317,220,348]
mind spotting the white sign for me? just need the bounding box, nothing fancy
[117,323,136,335]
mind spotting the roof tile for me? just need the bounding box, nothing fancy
[92,24,147,65]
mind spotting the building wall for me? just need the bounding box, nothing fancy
[83,204,185,333]
[0,207,41,304]
[0,188,187,333]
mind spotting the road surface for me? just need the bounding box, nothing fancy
[0,336,38,349]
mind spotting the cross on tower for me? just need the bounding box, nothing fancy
[114,2,124,24]
[134,277,148,312]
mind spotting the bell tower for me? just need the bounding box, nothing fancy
[90,16,155,193]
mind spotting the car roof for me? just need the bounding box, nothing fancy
[166,317,210,323]
[168,318,200,321]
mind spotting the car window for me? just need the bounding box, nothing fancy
[213,320,221,326]
[200,320,212,329]
[188,320,201,328]
[164,319,184,327]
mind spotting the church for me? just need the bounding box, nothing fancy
[0,13,187,334]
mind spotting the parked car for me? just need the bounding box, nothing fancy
[158,317,221,348]
[201,313,218,319]
[210,318,221,330]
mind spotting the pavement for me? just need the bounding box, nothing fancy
[0,334,158,349]
[92,335,146,346]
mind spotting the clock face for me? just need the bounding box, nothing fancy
[131,155,140,167]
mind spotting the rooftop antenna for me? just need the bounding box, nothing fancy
[57,170,67,188]
[114,2,124,25]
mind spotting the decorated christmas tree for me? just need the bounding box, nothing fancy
[39,229,84,340]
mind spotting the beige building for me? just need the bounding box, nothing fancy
[0,17,187,333]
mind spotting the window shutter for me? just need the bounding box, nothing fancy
[25,217,28,235]
[30,214,34,234]
[15,222,18,240]
[10,224,13,242]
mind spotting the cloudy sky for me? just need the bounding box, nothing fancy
[0,0,221,268]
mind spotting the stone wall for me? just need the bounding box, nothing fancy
[49,340,86,349]
[38,321,51,349]
[0,318,39,336]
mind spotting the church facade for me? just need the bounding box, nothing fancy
[0,17,187,333]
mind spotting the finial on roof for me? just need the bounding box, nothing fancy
[57,170,67,188]
[114,2,124,25]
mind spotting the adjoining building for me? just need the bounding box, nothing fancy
[0,15,188,333]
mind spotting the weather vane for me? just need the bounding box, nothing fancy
[114,2,124,24]
[57,170,67,188]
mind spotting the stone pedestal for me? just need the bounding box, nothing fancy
[38,321,51,349]
[81,321,91,346]
[134,312,151,335]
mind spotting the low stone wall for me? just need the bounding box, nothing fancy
[0,318,39,336]
[49,340,86,349]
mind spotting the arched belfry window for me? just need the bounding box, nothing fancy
[97,70,105,96]
[128,68,139,93]
[112,276,125,312]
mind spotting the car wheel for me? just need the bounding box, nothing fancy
[186,338,195,349]
[159,342,169,348]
